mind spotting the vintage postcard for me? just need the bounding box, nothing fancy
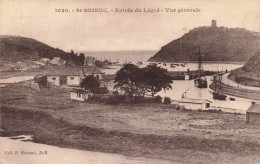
[0,0,260,163]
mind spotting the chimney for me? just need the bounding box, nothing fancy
[212,20,217,27]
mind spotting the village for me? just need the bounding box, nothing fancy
[1,0,260,163]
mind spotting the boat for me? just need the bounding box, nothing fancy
[194,49,207,88]
[212,73,227,100]
[170,64,176,68]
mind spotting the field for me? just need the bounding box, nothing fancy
[1,84,260,163]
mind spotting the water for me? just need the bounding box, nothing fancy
[102,62,244,75]
[157,76,252,114]
[82,50,156,64]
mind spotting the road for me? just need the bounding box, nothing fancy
[0,137,172,164]
[222,73,260,91]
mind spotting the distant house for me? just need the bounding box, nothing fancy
[33,60,45,66]
[41,58,51,65]
[84,56,96,67]
[82,67,104,80]
[246,102,260,124]
[50,57,65,66]
[179,98,212,110]
[70,88,91,101]
[15,60,37,70]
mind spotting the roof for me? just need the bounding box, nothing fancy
[82,67,104,75]
[179,98,212,104]
[70,88,90,94]
[50,57,65,65]
[47,66,82,76]
[247,103,260,113]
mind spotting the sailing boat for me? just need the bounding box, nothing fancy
[212,73,227,100]
[194,49,207,88]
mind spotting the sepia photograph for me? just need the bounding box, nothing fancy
[0,0,260,163]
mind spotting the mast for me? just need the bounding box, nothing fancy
[198,47,202,79]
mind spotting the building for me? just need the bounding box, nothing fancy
[15,60,37,70]
[246,102,260,124]
[82,67,104,80]
[84,56,96,67]
[179,98,212,110]
[50,57,66,66]
[212,20,217,27]
[70,88,91,101]
[47,66,105,87]
[47,68,83,87]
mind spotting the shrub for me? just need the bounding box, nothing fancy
[164,97,171,104]
[154,95,162,103]
[94,86,109,94]
[105,95,126,105]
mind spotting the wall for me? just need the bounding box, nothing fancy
[67,76,81,86]
[179,103,202,110]
[47,76,60,86]
[70,92,88,101]
[246,113,260,124]
[201,102,211,110]
[94,73,103,80]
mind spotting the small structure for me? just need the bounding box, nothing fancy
[184,74,190,80]
[50,57,65,66]
[84,56,96,67]
[246,102,260,124]
[82,67,104,80]
[212,20,217,27]
[179,98,212,110]
[70,88,91,101]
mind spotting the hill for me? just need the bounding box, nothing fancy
[0,35,70,62]
[229,50,260,87]
[148,26,260,62]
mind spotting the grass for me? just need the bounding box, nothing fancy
[1,84,260,163]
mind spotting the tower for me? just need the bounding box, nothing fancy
[212,20,217,27]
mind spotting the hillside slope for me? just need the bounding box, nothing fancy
[0,35,69,62]
[149,26,260,62]
[229,50,260,87]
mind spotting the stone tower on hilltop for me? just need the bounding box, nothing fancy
[212,20,217,27]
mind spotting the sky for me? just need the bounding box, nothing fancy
[0,0,259,52]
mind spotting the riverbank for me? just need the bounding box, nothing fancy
[1,84,260,163]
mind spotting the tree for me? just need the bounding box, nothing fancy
[114,64,143,101]
[142,65,173,97]
[80,75,100,92]
[78,53,85,66]
[114,64,173,101]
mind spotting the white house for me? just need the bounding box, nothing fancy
[179,98,212,110]
[46,66,105,87]
[47,75,61,86]
[70,88,91,101]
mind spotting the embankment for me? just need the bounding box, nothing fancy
[209,82,260,101]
